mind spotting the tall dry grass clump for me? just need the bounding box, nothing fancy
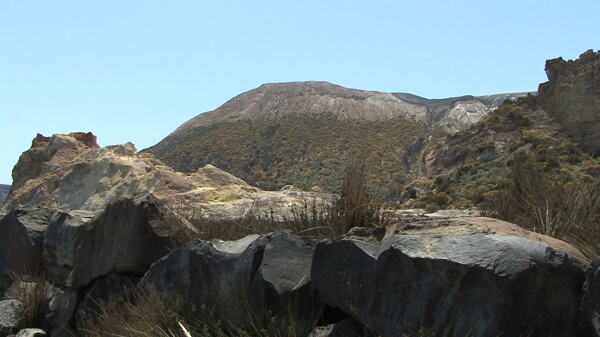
[9,274,55,329]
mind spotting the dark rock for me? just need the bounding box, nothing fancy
[75,273,139,330]
[142,232,322,335]
[582,259,600,336]
[70,195,193,288]
[45,289,77,337]
[312,217,587,337]
[0,208,52,279]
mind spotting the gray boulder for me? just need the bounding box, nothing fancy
[15,328,47,337]
[312,217,588,337]
[0,208,52,279]
[142,232,322,335]
[0,299,23,334]
[582,259,600,336]
[67,195,194,288]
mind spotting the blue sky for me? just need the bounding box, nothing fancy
[0,0,598,184]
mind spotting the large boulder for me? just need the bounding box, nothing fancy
[0,208,53,279]
[141,232,322,335]
[312,217,588,337]
[583,260,600,336]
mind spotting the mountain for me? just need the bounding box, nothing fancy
[146,82,527,198]
[0,184,9,205]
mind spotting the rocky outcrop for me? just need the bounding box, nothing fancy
[141,232,322,335]
[0,185,10,206]
[538,49,600,153]
[312,217,588,337]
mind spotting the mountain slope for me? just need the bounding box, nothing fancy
[0,184,9,205]
[146,82,526,197]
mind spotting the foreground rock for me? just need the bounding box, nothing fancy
[142,232,322,335]
[312,217,588,337]
[15,328,47,337]
[583,260,600,336]
[0,208,52,279]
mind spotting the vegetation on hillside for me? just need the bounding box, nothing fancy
[146,115,426,200]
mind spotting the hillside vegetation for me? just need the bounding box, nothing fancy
[147,115,426,199]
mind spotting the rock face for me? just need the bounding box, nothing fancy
[538,49,600,153]
[142,232,322,334]
[312,217,588,337]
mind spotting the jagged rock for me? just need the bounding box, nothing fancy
[0,300,23,333]
[538,49,600,153]
[0,208,53,279]
[75,273,139,330]
[312,217,587,337]
[141,232,322,335]
[15,328,47,337]
[582,260,600,336]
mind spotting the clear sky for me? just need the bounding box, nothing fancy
[1,1,598,184]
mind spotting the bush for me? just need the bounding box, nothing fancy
[8,274,55,329]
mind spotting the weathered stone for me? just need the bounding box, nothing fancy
[15,328,47,337]
[142,232,322,334]
[582,259,600,336]
[71,196,194,288]
[0,300,23,333]
[312,217,587,337]
[0,208,52,279]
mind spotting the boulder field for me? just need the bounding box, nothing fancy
[0,132,599,336]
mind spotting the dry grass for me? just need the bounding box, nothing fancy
[79,288,321,337]
[483,150,600,258]
[8,273,55,329]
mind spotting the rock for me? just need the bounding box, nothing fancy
[45,289,77,337]
[0,208,52,279]
[15,328,47,337]
[537,50,600,153]
[582,259,600,336]
[70,195,194,288]
[0,300,23,333]
[0,184,10,206]
[312,217,588,337]
[141,232,322,334]
[75,273,139,330]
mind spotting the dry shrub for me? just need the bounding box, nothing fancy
[8,273,55,329]
[483,150,600,258]
[80,288,320,337]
